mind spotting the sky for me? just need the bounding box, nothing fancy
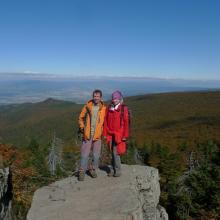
[0,0,220,79]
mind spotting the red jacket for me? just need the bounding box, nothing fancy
[103,103,129,155]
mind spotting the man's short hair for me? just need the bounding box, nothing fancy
[93,89,102,97]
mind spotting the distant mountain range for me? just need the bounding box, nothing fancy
[1,90,220,148]
[0,72,220,104]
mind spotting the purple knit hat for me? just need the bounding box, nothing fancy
[112,90,123,100]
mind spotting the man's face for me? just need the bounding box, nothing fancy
[93,93,101,104]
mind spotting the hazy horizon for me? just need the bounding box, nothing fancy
[1,72,220,81]
[1,72,220,105]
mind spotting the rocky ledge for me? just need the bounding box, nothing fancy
[27,165,168,220]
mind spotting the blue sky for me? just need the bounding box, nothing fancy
[0,0,220,79]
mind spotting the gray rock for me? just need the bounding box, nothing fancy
[27,165,168,220]
[0,167,12,220]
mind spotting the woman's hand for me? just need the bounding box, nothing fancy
[102,136,107,142]
[122,137,127,142]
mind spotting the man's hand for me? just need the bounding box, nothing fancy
[78,128,84,134]
[77,128,84,140]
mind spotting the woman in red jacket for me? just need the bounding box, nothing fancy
[103,90,129,177]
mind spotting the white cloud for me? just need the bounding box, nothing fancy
[23,70,41,74]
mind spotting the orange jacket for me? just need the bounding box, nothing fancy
[78,99,106,141]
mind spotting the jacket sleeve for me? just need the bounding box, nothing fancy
[123,106,129,138]
[78,105,87,130]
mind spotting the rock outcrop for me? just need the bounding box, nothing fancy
[27,165,168,220]
[0,167,12,220]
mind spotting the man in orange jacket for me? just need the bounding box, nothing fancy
[78,89,106,181]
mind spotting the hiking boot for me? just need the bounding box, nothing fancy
[78,170,85,181]
[113,170,121,177]
[107,169,114,177]
[89,169,97,178]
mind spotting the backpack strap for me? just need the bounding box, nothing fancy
[120,104,126,127]
[83,106,91,127]
[85,106,91,116]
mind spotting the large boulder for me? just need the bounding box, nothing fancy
[0,167,12,220]
[27,165,168,220]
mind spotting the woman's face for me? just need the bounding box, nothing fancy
[112,99,120,106]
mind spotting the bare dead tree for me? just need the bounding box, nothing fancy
[47,132,64,175]
[175,150,200,219]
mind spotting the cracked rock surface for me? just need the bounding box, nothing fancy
[27,165,168,220]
